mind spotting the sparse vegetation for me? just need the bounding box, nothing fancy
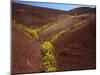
[12,3,96,74]
[13,20,57,72]
[12,19,88,72]
[51,27,71,42]
[13,20,55,41]
[74,21,86,27]
[41,41,56,72]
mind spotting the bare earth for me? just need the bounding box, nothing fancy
[12,3,96,74]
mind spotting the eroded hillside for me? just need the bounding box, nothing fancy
[12,3,96,74]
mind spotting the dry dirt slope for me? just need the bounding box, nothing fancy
[12,25,42,73]
[12,3,96,74]
[54,15,96,71]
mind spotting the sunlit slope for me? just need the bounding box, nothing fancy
[39,12,95,41]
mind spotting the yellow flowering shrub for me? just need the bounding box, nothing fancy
[29,29,39,40]
[42,41,54,52]
[51,27,71,42]
[41,41,56,72]
[46,67,56,72]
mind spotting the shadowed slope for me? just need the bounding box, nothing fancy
[12,25,42,73]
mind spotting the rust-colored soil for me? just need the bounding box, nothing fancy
[54,20,96,71]
[12,3,96,74]
[12,25,42,73]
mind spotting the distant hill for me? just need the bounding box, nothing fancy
[67,7,96,15]
[12,3,66,28]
